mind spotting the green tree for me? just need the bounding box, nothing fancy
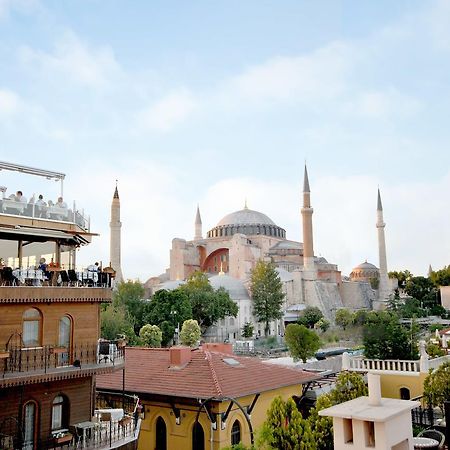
[335,309,353,330]
[284,324,320,363]
[144,289,192,345]
[309,372,368,450]
[363,311,418,360]
[180,319,201,347]
[405,276,438,309]
[100,304,138,344]
[241,322,254,338]
[181,271,238,332]
[113,280,147,334]
[316,318,330,333]
[250,261,285,336]
[352,310,368,326]
[388,270,413,287]
[430,265,450,287]
[139,324,162,348]
[298,306,323,329]
[423,361,450,413]
[257,396,316,449]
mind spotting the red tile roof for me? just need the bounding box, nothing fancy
[97,347,319,400]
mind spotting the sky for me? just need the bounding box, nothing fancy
[0,0,449,281]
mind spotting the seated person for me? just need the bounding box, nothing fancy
[0,258,5,268]
[38,257,50,280]
[15,190,27,203]
[56,197,67,209]
[36,195,46,207]
[35,194,47,217]
[87,262,100,272]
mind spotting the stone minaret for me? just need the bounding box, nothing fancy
[376,188,389,300]
[110,183,124,283]
[301,165,315,273]
[194,205,203,240]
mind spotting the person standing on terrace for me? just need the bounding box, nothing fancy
[15,190,27,203]
[56,197,67,208]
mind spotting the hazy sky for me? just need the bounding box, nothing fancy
[0,0,449,281]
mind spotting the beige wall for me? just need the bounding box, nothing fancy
[441,286,450,310]
[379,373,427,400]
[137,384,304,450]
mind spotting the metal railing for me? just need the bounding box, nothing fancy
[1,342,124,376]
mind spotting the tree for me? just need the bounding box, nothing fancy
[423,361,450,413]
[405,276,438,309]
[241,322,254,338]
[144,289,192,345]
[316,318,330,333]
[257,396,316,449]
[388,270,413,287]
[308,372,368,450]
[100,304,138,344]
[181,271,238,332]
[180,319,201,347]
[250,261,285,336]
[430,265,450,287]
[335,309,353,330]
[113,280,147,334]
[284,324,320,363]
[352,310,368,326]
[298,306,323,329]
[139,324,162,348]
[363,311,418,360]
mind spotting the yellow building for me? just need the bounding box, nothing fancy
[97,344,319,450]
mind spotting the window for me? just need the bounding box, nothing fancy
[156,417,167,450]
[58,315,72,365]
[22,308,42,347]
[192,421,205,450]
[400,387,410,400]
[343,418,353,444]
[23,401,37,450]
[364,421,375,447]
[231,420,241,446]
[52,395,69,431]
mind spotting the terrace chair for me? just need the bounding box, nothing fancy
[1,268,17,286]
[59,270,70,286]
[417,429,445,449]
[68,269,79,286]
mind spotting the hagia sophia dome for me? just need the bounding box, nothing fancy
[207,206,286,239]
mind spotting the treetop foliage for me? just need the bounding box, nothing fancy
[423,361,450,413]
[180,319,201,347]
[298,306,323,329]
[139,324,162,348]
[284,324,320,363]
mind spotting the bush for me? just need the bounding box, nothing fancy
[180,319,201,347]
[139,324,162,348]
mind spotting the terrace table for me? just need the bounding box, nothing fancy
[74,421,97,448]
[413,436,439,449]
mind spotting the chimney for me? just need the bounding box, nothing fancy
[368,373,382,406]
[202,343,233,355]
[169,346,192,368]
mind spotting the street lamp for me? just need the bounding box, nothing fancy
[170,310,179,345]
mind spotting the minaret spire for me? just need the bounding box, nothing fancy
[110,182,124,284]
[301,164,315,273]
[376,188,389,305]
[194,204,203,240]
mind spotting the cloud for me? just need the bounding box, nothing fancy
[0,89,21,116]
[19,30,121,88]
[135,89,197,132]
[0,0,38,19]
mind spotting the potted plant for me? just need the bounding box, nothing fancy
[53,431,73,444]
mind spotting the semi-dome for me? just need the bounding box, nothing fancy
[209,274,250,299]
[207,207,286,239]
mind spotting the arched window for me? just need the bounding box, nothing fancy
[192,421,205,450]
[52,395,69,431]
[23,401,38,450]
[231,420,241,446]
[58,316,72,365]
[22,308,42,347]
[400,387,410,400]
[156,417,167,450]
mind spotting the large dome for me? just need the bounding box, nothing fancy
[207,207,286,239]
[217,208,276,227]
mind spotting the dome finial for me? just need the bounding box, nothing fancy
[113,179,119,199]
[244,198,248,210]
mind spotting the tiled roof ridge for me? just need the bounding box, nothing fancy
[204,350,223,397]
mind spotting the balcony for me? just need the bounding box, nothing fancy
[0,342,124,387]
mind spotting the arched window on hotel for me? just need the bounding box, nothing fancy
[192,421,205,450]
[51,394,69,431]
[23,401,38,450]
[22,308,42,347]
[231,420,241,446]
[400,387,410,400]
[58,315,72,366]
[156,417,167,450]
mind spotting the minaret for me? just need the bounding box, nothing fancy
[376,188,389,300]
[301,165,315,273]
[110,183,124,284]
[194,205,203,240]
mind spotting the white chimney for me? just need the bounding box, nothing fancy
[368,373,381,406]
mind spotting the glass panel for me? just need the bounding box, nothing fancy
[58,316,71,365]
[23,309,40,319]
[23,402,35,450]
[52,404,62,430]
[23,321,39,347]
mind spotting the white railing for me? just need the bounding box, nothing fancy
[428,354,450,370]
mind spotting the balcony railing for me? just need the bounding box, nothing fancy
[1,342,124,379]
[0,197,90,230]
